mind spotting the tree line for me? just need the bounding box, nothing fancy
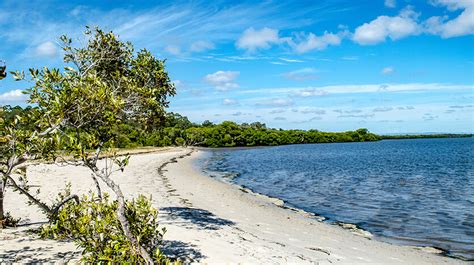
[1,107,382,148]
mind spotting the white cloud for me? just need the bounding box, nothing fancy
[338,113,375,119]
[385,0,397,8]
[0,89,27,103]
[35,41,58,58]
[342,56,359,61]
[189,40,214,52]
[282,68,319,81]
[353,6,421,45]
[173,80,184,88]
[236,27,282,52]
[425,0,474,38]
[204,71,240,91]
[423,113,438,121]
[381,66,395,75]
[373,107,394,112]
[294,88,328,97]
[165,45,181,55]
[222,98,239,105]
[291,31,343,53]
[298,107,326,115]
[256,98,294,107]
[334,109,363,114]
[238,83,473,96]
[269,109,286,114]
[279,57,304,63]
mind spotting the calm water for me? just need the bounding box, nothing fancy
[198,138,474,260]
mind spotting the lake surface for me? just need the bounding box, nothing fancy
[197,138,474,260]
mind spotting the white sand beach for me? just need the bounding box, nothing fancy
[0,148,466,264]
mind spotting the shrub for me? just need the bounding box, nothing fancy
[0,212,21,228]
[41,193,174,264]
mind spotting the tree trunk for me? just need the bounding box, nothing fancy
[0,178,4,225]
[94,169,153,264]
[90,173,102,199]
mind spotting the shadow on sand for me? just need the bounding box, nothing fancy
[0,245,78,263]
[160,207,235,230]
[161,240,206,262]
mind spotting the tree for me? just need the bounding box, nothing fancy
[17,26,175,263]
[0,106,78,227]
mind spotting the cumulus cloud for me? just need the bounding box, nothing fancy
[282,68,319,81]
[0,89,27,103]
[381,66,395,75]
[385,0,397,8]
[274,116,286,121]
[204,71,240,91]
[291,31,344,53]
[425,0,474,38]
[236,27,282,52]
[353,6,421,45]
[222,98,239,105]
[35,41,58,58]
[190,40,214,52]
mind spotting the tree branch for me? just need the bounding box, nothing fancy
[51,194,79,217]
[7,175,52,214]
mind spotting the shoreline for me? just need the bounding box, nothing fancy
[0,147,467,263]
[162,149,466,263]
[194,145,473,261]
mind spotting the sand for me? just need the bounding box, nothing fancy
[0,147,466,264]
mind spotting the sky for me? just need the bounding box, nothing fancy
[0,0,473,134]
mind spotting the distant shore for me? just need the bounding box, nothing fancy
[381,133,473,140]
[0,148,466,263]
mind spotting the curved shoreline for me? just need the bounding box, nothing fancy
[161,149,466,264]
[0,147,468,263]
[193,148,471,261]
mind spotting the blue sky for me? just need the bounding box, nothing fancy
[0,0,473,134]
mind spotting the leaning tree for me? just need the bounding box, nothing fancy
[14,26,175,262]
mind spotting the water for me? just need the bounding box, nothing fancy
[198,138,474,260]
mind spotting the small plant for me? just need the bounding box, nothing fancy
[0,212,21,228]
[41,193,174,264]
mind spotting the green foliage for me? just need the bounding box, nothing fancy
[1,106,383,149]
[20,26,175,158]
[0,212,21,228]
[41,193,173,264]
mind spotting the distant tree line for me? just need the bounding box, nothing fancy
[1,106,382,148]
[381,134,473,140]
